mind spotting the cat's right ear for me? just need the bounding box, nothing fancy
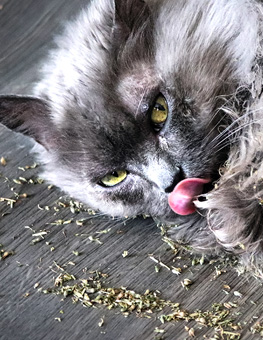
[0,95,53,148]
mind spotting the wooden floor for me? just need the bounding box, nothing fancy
[1,1,263,339]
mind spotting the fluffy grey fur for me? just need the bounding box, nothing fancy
[1,0,263,275]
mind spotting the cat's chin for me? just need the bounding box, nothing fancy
[152,208,203,227]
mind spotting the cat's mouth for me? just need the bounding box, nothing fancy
[168,178,211,216]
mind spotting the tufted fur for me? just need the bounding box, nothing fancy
[1,0,263,275]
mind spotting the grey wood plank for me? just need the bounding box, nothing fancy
[1,1,263,340]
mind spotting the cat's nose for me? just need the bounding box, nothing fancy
[141,158,182,193]
[164,181,177,194]
[164,168,183,193]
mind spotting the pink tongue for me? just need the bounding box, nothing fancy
[168,178,210,216]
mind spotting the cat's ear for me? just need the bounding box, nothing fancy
[0,95,52,148]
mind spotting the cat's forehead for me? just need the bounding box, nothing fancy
[117,62,158,113]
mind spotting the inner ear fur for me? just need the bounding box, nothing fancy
[0,95,51,146]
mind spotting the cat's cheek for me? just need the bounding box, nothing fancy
[97,187,145,216]
[91,196,146,217]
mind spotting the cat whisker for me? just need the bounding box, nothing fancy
[135,87,148,117]
[208,123,252,153]
[209,122,249,150]
[202,109,229,144]
[206,110,254,148]
[203,86,253,147]
[202,106,238,148]
[207,115,263,153]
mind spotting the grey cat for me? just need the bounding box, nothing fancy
[1,0,263,274]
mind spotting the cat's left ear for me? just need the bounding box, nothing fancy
[0,95,52,148]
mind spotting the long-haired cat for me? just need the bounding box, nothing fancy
[1,0,263,275]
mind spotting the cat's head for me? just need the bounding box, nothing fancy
[0,0,258,222]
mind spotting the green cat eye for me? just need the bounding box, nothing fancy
[150,95,168,127]
[99,170,128,187]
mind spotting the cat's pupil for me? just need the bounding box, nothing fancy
[154,103,165,111]
[112,171,119,177]
[150,94,169,132]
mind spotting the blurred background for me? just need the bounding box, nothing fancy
[0,0,87,94]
